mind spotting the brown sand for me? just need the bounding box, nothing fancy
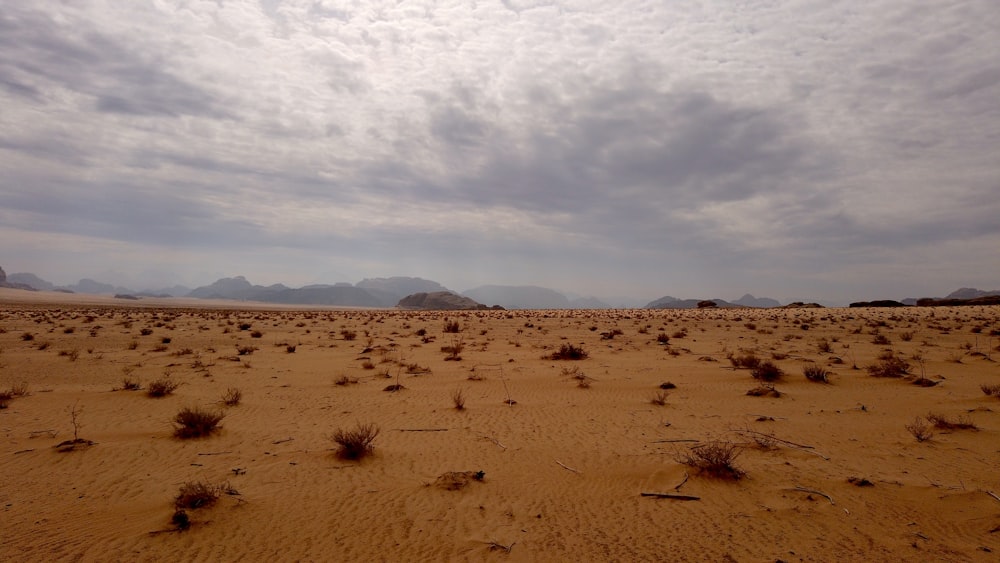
[1,288,998,561]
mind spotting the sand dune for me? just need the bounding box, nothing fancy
[1,290,998,561]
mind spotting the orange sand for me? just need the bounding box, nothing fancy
[1,288,998,561]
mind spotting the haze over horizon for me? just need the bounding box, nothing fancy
[2,2,998,304]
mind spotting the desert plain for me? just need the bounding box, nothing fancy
[1,288,999,562]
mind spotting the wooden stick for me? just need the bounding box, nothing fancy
[197,451,232,456]
[673,472,689,491]
[487,540,514,553]
[792,486,835,505]
[484,436,507,450]
[737,429,830,460]
[556,460,580,474]
[987,490,1000,503]
[272,437,294,444]
[640,492,701,501]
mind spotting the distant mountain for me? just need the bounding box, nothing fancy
[732,294,781,308]
[356,277,450,301]
[397,291,487,310]
[645,297,739,309]
[646,293,781,309]
[570,296,611,309]
[268,285,385,307]
[7,272,55,291]
[187,276,257,299]
[946,288,1000,300]
[68,278,134,295]
[463,285,571,309]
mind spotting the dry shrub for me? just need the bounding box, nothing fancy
[331,422,380,459]
[147,378,179,397]
[451,388,466,410]
[221,387,242,406]
[236,345,256,356]
[174,481,222,510]
[750,361,784,382]
[905,417,933,442]
[803,364,830,383]
[433,470,485,491]
[746,383,782,397]
[650,390,669,406]
[443,320,461,333]
[981,383,1000,396]
[120,377,141,391]
[926,412,977,430]
[0,391,10,409]
[548,343,588,360]
[866,354,910,378]
[678,441,745,480]
[173,407,225,438]
[334,375,358,386]
[286,344,297,353]
[728,351,760,369]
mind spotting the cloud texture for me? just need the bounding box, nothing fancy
[1,1,998,302]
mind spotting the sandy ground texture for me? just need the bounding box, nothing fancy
[1,288,999,562]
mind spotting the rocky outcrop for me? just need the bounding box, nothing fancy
[0,266,36,291]
[849,300,908,308]
[397,292,488,310]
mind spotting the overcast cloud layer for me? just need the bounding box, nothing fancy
[2,1,998,303]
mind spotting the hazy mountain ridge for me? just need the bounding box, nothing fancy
[2,265,998,309]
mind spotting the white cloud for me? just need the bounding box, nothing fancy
[1,1,998,303]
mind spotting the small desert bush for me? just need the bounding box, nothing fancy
[803,364,830,383]
[866,355,910,378]
[340,329,357,341]
[650,390,669,406]
[451,388,466,410]
[728,351,760,369]
[286,345,296,353]
[746,383,781,397]
[8,382,29,397]
[236,345,256,356]
[331,422,380,460]
[221,387,242,406]
[905,417,933,442]
[21,332,34,341]
[173,407,225,438]
[678,441,745,479]
[656,333,670,344]
[250,330,263,338]
[899,331,914,342]
[147,378,179,397]
[334,375,358,386]
[816,338,832,353]
[174,481,223,510]
[0,391,10,409]
[871,333,891,345]
[361,360,375,370]
[120,377,142,391]
[981,383,1000,396]
[548,343,588,360]
[443,320,461,333]
[926,412,977,430]
[750,361,784,382]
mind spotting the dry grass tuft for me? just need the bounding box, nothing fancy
[650,390,669,406]
[548,343,588,360]
[905,417,933,442]
[451,388,466,410]
[803,363,830,383]
[866,354,910,378]
[173,406,225,438]
[678,440,745,480]
[147,377,179,397]
[221,387,242,406]
[331,422,380,460]
[926,412,977,431]
[750,361,784,382]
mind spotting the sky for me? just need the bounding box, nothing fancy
[1,1,998,304]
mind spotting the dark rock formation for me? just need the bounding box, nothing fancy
[849,300,908,308]
[397,292,486,310]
